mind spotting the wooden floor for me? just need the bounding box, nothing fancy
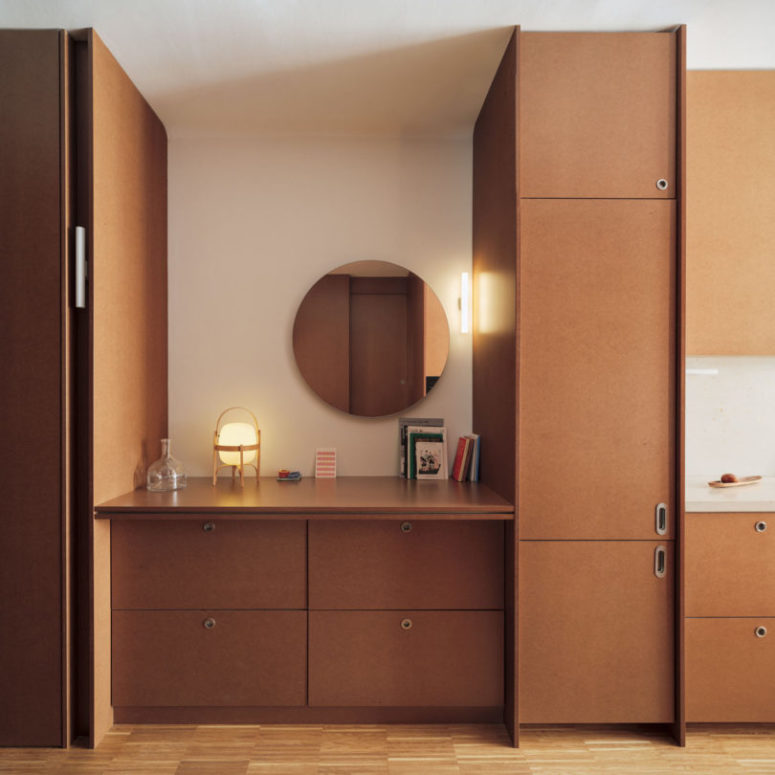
[2,724,775,774]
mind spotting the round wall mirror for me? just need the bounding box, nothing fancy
[293,261,450,417]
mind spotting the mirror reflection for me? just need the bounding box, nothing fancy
[293,261,450,417]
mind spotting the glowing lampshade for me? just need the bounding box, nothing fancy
[218,422,258,466]
[212,407,261,487]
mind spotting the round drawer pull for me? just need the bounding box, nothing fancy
[656,178,669,191]
[400,618,413,631]
[203,521,216,533]
[400,521,413,534]
[755,521,768,533]
[755,625,768,638]
[203,617,216,630]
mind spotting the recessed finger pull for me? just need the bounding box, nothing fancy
[655,503,668,535]
[654,546,667,578]
[755,521,768,533]
[400,521,412,533]
[400,618,413,631]
[656,178,669,191]
[755,626,768,638]
[203,617,216,630]
[203,521,216,533]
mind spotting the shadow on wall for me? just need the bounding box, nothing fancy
[153,28,515,137]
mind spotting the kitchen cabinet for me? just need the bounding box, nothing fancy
[0,29,166,747]
[519,541,675,723]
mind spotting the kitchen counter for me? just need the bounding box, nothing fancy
[686,475,775,512]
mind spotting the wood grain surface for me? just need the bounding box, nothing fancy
[520,31,676,198]
[686,71,775,354]
[2,724,774,773]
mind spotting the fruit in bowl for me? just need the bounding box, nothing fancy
[720,473,738,483]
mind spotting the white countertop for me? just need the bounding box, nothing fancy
[686,475,775,513]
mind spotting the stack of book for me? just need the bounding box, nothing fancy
[398,418,447,479]
[450,434,480,482]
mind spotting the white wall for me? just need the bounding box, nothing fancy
[686,356,775,476]
[169,136,472,477]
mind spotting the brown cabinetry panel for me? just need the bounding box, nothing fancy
[520,32,676,198]
[686,618,775,722]
[520,199,676,539]
[112,520,306,610]
[309,611,503,707]
[112,611,306,707]
[520,541,674,723]
[686,513,775,617]
[308,521,503,609]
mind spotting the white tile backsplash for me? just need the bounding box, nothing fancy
[686,356,775,476]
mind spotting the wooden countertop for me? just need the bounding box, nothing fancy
[95,477,515,519]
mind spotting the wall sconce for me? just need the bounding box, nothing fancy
[460,271,471,334]
[212,407,260,486]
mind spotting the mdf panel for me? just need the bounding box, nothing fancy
[520,541,674,723]
[309,611,503,707]
[292,274,349,412]
[308,521,503,610]
[84,29,168,746]
[520,32,676,198]
[0,29,65,748]
[686,513,775,617]
[520,199,676,539]
[686,71,775,354]
[112,611,306,707]
[686,618,775,722]
[112,520,306,610]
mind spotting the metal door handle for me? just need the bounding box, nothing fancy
[655,503,668,535]
[654,546,667,578]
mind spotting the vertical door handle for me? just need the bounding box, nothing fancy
[654,545,667,578]
[655,503,668,535]
[74,226,87,309]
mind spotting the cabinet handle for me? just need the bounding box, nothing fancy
[755,626,768,638]
[203,521,216,533]
[400,521,412,533]
[656,178,669,191]
[74,226,87,309]
[655,503,668,536]
[203,617,216,630]
[654,546,667,578]
[400,618,413,631]
[755,521,768,533]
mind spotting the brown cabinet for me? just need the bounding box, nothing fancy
[686,618,775,722]
[308,611,503,707]
[519,198,677,540]
[308,520,503,609]
[112,611,307,707]
[519,541,675,723]
[686,513,775,617]
[520,32,677,198]
[112,520,306,610]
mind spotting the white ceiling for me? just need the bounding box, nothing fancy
[1,0,773,137]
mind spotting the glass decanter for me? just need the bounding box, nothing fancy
[146,438,187,491]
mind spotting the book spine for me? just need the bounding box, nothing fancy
[451,436,467,480]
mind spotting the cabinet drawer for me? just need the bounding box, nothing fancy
[308,521,503,609]
[686,513,775,616]
[112,610,306,707]
[308,611,503,707]
[112,520,306,609]
[686,617,775,722]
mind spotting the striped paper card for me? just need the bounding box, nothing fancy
[315,448,337,478]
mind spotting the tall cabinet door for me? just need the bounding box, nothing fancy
[520,541,675,722]
[519,198,676,540]
[0,29,67,747]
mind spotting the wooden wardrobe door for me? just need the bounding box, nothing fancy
[520,32,677,198]
[520,541,675,723]
[520,199,676,539]
[0,29,66,747]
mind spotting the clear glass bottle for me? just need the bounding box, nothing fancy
[146,438,187,491]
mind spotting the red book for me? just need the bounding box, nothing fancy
[451,436,468,480]
[458,437,474,482]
